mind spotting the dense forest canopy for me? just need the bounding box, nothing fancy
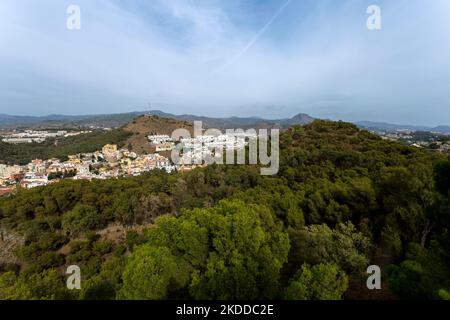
[0,120,449,300]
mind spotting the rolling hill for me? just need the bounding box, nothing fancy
[123,115,194,154]
[0,112,146,129]
[0,110,315,130]
[357,121,450,134]
[145,110,314,129]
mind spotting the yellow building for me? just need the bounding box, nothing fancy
[102,144,118,154]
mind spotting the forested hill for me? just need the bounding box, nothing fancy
[0,120,449,300]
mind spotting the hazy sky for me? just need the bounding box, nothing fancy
[0,0,449,125]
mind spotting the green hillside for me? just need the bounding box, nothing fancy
[0,120,449,300]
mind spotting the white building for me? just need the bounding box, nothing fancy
[0,164,7,179]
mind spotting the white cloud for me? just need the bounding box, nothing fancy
[0,0,449,125]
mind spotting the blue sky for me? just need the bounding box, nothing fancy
[0,0,449,125]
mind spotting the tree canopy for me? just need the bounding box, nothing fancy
[0,120,449,300]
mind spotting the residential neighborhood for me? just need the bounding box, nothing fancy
[0,143,175,194]
[0,130,259,195]
[1,129,90,144]
[148,131,257,165]
[370,129,450,153]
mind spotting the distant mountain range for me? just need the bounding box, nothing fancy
[0,112,145,129]
[356,121,450,135]
[1,111,449,134]
[0,110,315,130]
[146,110,314,130]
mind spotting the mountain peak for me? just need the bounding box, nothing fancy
[279,113,315,125]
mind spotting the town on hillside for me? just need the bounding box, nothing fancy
[0,129,91,144]
[0,143,174,195]
[368,129,450,152]
[0,129,258,196]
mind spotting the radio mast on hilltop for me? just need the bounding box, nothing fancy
[145,102,154,116]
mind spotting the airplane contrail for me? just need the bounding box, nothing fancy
[217,0,292,72]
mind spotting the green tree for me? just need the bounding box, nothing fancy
[119,245,188,300]
[121,200,290,300]
[62,204,102,235]
[439,289,450,300]
[289,222,371,274]
[186,200,290,300]
[285,263,348,300]
[434,156,450,195]
[387,260,427,299]
[0,269,73,300]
